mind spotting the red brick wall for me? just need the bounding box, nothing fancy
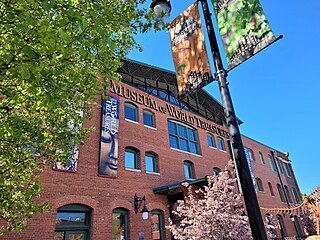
[2,82,302,239]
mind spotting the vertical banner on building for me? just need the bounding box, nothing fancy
[212,0,279,70]
[169,1,212,95]
[244,146,256,192]
[99,94,119,178]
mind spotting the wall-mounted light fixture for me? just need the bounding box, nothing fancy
[134,194,149,220]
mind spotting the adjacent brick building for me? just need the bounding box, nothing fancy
[2,59,303,240]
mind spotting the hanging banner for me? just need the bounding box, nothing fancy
[169,1,212,95]
[98,94,120,178]
[244,146,256,192]
[212,0,280,70]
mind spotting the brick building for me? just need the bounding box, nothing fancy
[2,59,303,240]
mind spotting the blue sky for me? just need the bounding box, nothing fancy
[128,0,320,194]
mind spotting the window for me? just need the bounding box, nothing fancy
[143,110,155,128]
[259,152,265,164]
[55,204,91,240]
[283,162,291,177]
[256,177,264,192]
[168,120,200,154]
[125,147,139,170]
[268,182,275,196]
[277,184,285,203]
[248,148,255,161]
[284,185,293,203]
[292,187,300,203]
[146,153,158,173]
[268,155,276,172]
[276,214,287,238]
[275,157,283,173]
[184,161,194,179]
[151,210,164,240]
[207,134,216,148]
[112,208,129,240]
[217,137,225,151]
[124,102,138,122]
[265,214,277,237]
[213,167,221,177]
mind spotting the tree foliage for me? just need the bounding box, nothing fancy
[167,160,253,240]
[0,0,162,234]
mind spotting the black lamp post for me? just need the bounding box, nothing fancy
[134,194,149,220]
[150,0,267,239]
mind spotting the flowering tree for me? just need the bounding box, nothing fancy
[167,160,253,240]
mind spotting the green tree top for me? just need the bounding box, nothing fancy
[0,0,163,234]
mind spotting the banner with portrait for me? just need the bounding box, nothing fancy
[98,94,120,177]
[169,1,212,95]
[212,0,280,70]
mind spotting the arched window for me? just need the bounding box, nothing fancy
[124,102,138,122]
[217,137,225,151]
[268,182,275,196]
[248,148,255,161]
[55,204,91,240]
[207,134,216,148]
[125,147,140,170]
[268,155,276,172]
[284,185,293,203]
[283,162,291,177]
[275,157,283,173]
[143,109,155,128]
[265,214,277,237]
[168,120,200,154]
[145,152,158,173]
[277,184,285,203]
[184,161,194,180]
[276,214,287,238]
[255,177,264,192]
[112,208,129,240]
[292,187,300,203]
[151,210,164,240]
[259,152,265,164]
[213,167,221,177]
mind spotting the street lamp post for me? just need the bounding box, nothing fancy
[150,0,268,239]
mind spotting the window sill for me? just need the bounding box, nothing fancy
[144,125,157,130]
[146,171,160,176]
[125,168,141,172]
[170,147,202,157]
[125,119,139,124]
[218,149,227,153]
[208,146,217,149]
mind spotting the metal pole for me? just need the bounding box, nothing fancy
[199,0,267,239]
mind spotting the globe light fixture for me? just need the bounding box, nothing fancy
[134,194,149,220]
[150,0,171,17]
